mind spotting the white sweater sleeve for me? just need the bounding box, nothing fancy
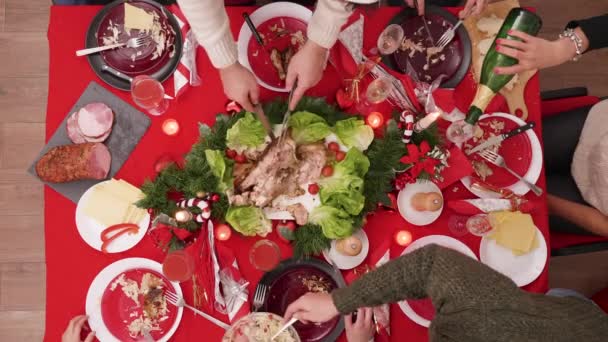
[177,0,237,69]
[307,0,353,49]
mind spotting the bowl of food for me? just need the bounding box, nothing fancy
[223,312,300,342]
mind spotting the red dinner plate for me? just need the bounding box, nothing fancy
[101,268,178,341]
[95,1,177,76]
[406,298,436,322]
[262,265,340,342]
[466,116,532,188]
[247,17,307,89]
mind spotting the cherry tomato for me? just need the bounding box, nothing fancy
[335,151,346,162]
[322,165,334,177]
[308,183,320,195]
[234,154,247,163]
[225,149,237,159]
[328,142,340,152]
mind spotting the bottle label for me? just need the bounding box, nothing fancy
[470,84,495,112]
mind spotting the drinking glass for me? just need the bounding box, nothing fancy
[377,24,404,55]
[249,239,281,272]
[365,77,392,104]
[131,75,169,116]
[466,214,493,236]
[162,250,195,282]
[446,119,474,144]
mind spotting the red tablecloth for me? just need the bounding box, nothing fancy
[44,5,548,342]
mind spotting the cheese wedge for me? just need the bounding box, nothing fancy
[488,211,537,255]
[84,179,146,226]
[124,3,154,32]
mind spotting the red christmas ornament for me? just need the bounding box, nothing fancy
[277,221,297,243]
[211,193,221,202]
[154,154,175,174]
[336,88,354,109]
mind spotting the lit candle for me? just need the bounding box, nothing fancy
[215,223,232,241]
[394,230,413,246]
[174,210,192,223]
[366,112,385,129]
[162,119,180,136]
[414,111,441,132]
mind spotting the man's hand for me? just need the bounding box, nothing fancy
[345,308,375,342]
[62,315,95,342]
[283,292,339,324]
[219,62,260,112]
[286,40,328,110]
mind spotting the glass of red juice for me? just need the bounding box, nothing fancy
[249,239,281,272]
[162,250,195,282]
[131,75,169,116]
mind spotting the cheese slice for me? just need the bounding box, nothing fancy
[85,179,146,226]
[488,211,537,255]
[124,3,154,32]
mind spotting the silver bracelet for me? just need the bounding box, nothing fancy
[559,28,583,61]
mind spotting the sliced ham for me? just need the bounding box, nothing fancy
[66,112,86,144]
[36,143,111,183]
[77,103,114,139]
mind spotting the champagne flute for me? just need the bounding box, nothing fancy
[377,24,404,55]
[365,77,392,104]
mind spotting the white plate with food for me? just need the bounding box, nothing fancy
[460,113,542,198]
[323,229,370,270]
[479,226,547,287]
[85,257,183,342]
[398,235,477,327]
[397,180,444,226]
[75,179,150,253]
[237,2,312,92]
[222,312,300,342]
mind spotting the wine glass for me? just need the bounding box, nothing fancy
[131,75,169,116]
[365,77,392,104]
[466,214,493,236]
[377,24,404,55]
[446,119,474,144]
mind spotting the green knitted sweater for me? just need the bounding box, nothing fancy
[331,245,608,342]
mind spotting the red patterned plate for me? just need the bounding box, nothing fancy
[466,116,532,188]
[101,268,178,341]
[95,1,177,76]
[247,17,307,89]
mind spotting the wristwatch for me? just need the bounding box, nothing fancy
[559,28,584,61]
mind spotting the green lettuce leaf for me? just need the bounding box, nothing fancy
[226,112,268,153]
[335,148,370,178]
[204,149,233,191]
[334,117,374,151]
[308,206,354,239]
[288,111,331,144]
[225,206,272,237]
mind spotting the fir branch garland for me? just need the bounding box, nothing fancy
[293,224,331,259]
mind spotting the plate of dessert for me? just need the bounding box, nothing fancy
[85,0,182,90]
[85,258,183,342]
[237,2,311,92]
[381,5,471,88]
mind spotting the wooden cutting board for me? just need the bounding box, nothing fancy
[463,0,536,120]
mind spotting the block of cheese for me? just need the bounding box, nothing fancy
[124,3,154,32]
[488,211,537,255]
[83,179,146,226]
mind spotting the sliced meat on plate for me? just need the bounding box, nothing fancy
[66,112,87,144]
[36,142,111,183]
[287,203,308,225]
[297,143,327,186]
[77,103,114,139]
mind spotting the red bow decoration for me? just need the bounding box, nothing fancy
[149,223,193,250]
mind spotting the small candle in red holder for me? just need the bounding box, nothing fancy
[215,223,232,241]
[162,118,180,136]
[395,230,413,246]
[366,112,385,129]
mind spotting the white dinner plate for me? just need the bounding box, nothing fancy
[397,180,444,226]
[479,226,547,287]
[75,180,149,253]
[398,235,477,327]
[85,257,183,342]
[460,113,543,198]
[237,2,312,92]
[322,229,370,270]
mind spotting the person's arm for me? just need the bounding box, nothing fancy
[306,0,353,50]
[176,0,237,69]
[548,194,608,237]
[567,14,608,52]
[331,244,518,314]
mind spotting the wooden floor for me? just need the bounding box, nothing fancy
[0,1,606,340]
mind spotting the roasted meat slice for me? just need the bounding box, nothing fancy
[287,203,308,225]
[270,48,287,80]
[233,163,255,188]
[282,46,295,73]
[297,143,328,186]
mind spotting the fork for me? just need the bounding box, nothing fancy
[478,149,543,196]
[164,291,231,330]
[76,35,151,57]
[252,283,268,312]
[278,83,297,145]
[436,20,463,49]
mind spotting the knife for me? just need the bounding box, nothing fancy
[253,103,275,140]
[467,121,535,155]
[278,82,298,145]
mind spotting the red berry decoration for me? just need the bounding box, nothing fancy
[328,142,340,152]
[335,151,346,162]
[211,193,221,202]
[321,165,334,177]
[336,88,354,109]
[234,154,247,163]
[277,221,297,243]
[225,149,237,159]
[225,100,242,114]
[308,183,320,195]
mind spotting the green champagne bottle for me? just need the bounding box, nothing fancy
[465,8,543,125]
